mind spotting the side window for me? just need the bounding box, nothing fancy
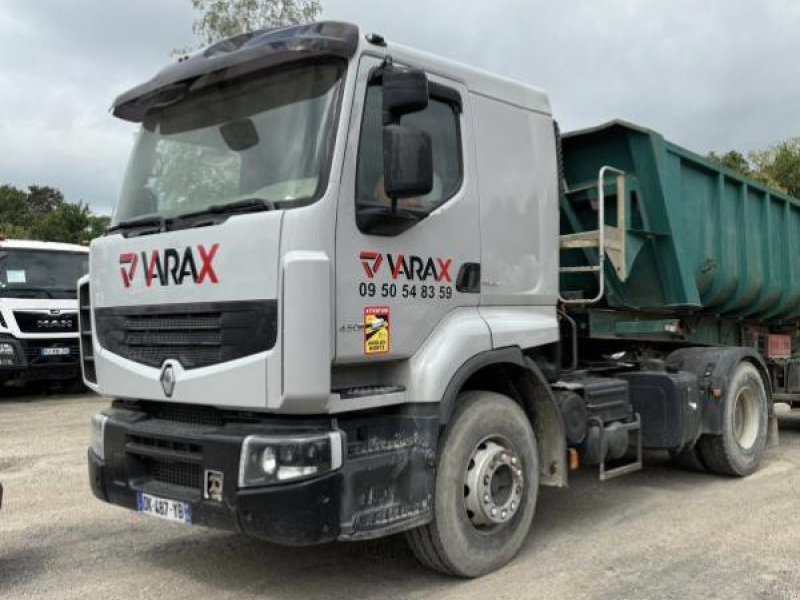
[356,83,462,219]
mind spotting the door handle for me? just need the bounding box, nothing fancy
[456,262,481,293]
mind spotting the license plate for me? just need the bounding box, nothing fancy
[136,492,192,525]
[40,347,70,357]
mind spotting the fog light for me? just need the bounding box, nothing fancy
[261,447,277,475]
[90,413,108,461]
[239,432,343,488]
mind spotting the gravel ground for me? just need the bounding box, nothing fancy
[2,393,800,600]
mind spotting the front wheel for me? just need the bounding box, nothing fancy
[698,362,769,477]
[405,391,539,577]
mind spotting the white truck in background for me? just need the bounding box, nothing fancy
[0,239,88,389]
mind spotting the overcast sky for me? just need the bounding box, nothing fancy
[2,0,800,214]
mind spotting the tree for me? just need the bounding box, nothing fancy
[0,185,30,228]
[26,186,65,220]
[0,184,108,244]
[707,150,754,178]
[188,0,322,46]
[750,139,800,198]
[708,140,800,198]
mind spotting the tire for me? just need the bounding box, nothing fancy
[405,391,539,577]
[697,362,769,477]
[669,445,706,473]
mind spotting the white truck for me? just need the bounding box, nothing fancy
[85,22,780,577]
[0,239,88,388]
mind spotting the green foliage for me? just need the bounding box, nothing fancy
[709,139,800,198]
[749,140,800,198]
[188,0,322,46]
[707,151,754,177]
[0,184,109,245]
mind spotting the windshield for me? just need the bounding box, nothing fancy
[0,249,88,299]
[113,61,344,225]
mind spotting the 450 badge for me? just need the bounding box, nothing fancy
[358,251,454,300]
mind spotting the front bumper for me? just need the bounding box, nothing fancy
[88,402,438,545]
[0,336,81,380]
[89,447,339,544]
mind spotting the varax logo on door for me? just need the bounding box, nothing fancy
[360,251,452,282]
[119,244,220,288]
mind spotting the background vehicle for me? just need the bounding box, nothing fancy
[0,240,88,389]
[85,22,789,577]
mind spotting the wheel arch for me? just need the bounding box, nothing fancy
[440,346,567,487]
[667,346,773,437]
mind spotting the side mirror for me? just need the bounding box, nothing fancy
[383,124,433,200]
[382,69,429,125]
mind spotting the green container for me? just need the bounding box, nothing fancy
[560,121,800,323]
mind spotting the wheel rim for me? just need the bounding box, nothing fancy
[733,385,760,450]
[463,436,523,529]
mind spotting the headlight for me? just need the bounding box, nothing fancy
[239,431,343,488]
[90,413,108,461]
[0,342,16,364]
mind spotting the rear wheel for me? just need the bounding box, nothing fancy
[697,362,768,477]
[405,391,539,577]
[669,445,706,473]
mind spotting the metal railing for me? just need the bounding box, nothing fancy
[558,165,626,305]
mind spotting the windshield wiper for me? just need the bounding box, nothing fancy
[174,198,276,221]
[106,214,168,234]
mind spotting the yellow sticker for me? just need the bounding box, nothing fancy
[364,306,390,355]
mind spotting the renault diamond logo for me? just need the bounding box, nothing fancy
[160,365,176,397]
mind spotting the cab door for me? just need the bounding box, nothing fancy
[334,55,480,362]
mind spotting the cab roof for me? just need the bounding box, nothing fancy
[0,240,88,253]
[113,21,359,122]
[371,39,550,115]
[112,21,551,121]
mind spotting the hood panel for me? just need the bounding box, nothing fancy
[89,211,283,410]
[91,211,282,308]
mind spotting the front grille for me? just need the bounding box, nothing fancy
[122,312,223,368]
[125,328,222,347]
[144,402,225,426]
[24,339,81,365]
[127,434,204,491]
[125,315,220,331]
[144,458,202,490]
[95,300,277,370]
[14,311,78,333]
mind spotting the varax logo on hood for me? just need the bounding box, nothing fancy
[119,244,220,288]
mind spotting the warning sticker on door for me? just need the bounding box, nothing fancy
[364,306,390,355]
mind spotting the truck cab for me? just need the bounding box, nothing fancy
[0,239,88,387]
[86,22,772,577]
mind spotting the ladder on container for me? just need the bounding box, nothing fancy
[559,166,627,305]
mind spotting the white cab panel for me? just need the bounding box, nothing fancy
[472,94,559,307]
[279,251,332,411]
[91,210,283,308]
[479,305,559,350]
[403,308,492,403]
